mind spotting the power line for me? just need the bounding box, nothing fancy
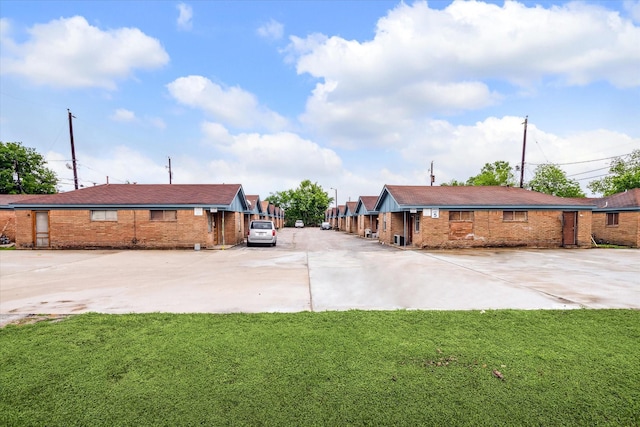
[567,166,610,177]
[575,173,610,181]
[528,152,631,166]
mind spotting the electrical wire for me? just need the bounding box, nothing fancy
[528,152,632,166]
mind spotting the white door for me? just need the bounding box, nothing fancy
[35,211,49,248]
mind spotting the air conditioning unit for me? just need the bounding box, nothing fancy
[394,234,404,245]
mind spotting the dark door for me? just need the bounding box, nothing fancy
[562,211,577,246]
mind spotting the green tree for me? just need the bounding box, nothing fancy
[267,179,331,227]
[587,149,640,196]
[527,164,585,197]
[0,142,58,194]
[466,161,516,186]
[440,179,466,186]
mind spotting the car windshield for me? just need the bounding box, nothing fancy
[251,222,272,229]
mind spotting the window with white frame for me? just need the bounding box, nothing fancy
[91,210,118,221]
[415,214,420,232]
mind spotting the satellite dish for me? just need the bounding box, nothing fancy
[66,163,72,170]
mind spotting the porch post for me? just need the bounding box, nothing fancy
[222,211,226,246]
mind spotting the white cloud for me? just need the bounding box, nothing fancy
[287,1,640,149]
[177,3,193,31]
[110,108,137,122]
[46,146,169,190]
[257,19,284,40]
[108,109,166,130]
[148,117,167,130]
[624,0,640,23]
[291,1,640,87]
[0,16,169,89]
[200,121,341,177]
[395,116,640,190]
[166,75,288,131]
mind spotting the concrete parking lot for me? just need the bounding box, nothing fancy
[1,228,638,324]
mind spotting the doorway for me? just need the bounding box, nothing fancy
[562,211,577,246]
[34,211,50,248]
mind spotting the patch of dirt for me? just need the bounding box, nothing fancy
[0,313,72,328]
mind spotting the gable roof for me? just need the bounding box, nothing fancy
[8,184,248,210]
[375,185,596,211]
[345,201,358,216]
[595,188,640,210]
[355,196,379,215]
[245,195,263,213]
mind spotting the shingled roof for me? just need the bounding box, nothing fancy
[245,195,262,212]
[358,196,379,211]
[0,194,44,207]
[7,184,246,207]
[595,188,640,210]
[376,185,596,210]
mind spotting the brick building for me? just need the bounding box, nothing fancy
[10,184,249,249]
[591,188,640,247]
[355,196,379,238]
[373,185,595,249]
[244,195,264,234]
[0,194,39,243]
[344,201,358,234]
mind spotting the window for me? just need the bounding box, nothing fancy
[448,211,474,221]
[250,221,273,230]
[414,214,420,232]
[383,213,387,231]
[150,210,177,221]
[91,210,117,221]
[606,212,619,226]
[503,211,528,222]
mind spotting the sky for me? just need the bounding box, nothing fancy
[1,0,639,204]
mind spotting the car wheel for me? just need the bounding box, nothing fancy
[247,242,252,247]
[273,241,277,246]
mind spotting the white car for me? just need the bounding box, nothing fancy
[295,220,304,228]
[247,220,277,247]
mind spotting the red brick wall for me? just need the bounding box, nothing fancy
[357,215,377,236]
[0,210,16,242]
[14,208,245,249]
[379,209,592,249]
[591,211,640,247]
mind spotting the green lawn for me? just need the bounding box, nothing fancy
[1,310,638,426]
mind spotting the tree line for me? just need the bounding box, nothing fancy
[2,141,639,225]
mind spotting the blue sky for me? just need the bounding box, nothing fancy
[1,0,639,203]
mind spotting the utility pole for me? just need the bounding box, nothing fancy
[330,187,338,229]
[519,115,528,188]
[12,160,23,193]
[167,156,173,184]
[430,160,435,186]
[68,109,79,190]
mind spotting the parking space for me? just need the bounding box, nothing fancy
[1,228,638,323]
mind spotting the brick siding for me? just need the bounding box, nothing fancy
[378,209,592,249]
[591,212,640,247]
[14,208,245,249]
[0,210,16,242]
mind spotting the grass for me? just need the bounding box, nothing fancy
[1,310,639,426]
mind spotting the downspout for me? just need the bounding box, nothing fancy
[403,211,407,248]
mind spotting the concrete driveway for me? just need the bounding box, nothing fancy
[1,228,638,322]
